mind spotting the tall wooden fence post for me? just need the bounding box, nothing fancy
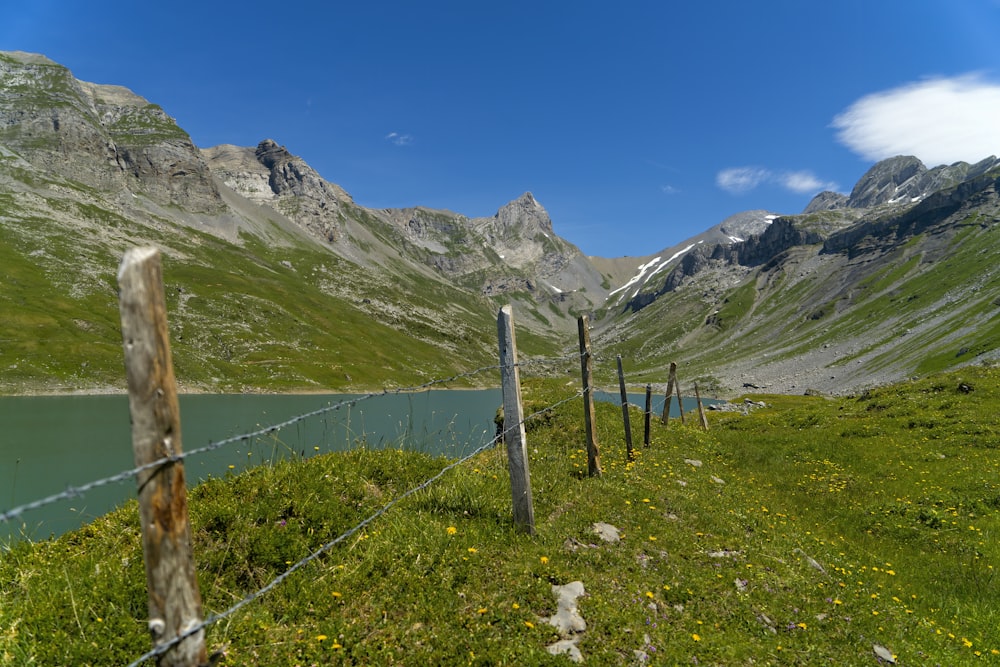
[674,367,686,425]
[660,361,677,424]
[497,305,535,535]
[616,355,634,461]
[118,247,208,667]
[577,316,601,477]
[643,384,652,447]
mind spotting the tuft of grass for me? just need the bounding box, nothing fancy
[2,366,1000,664]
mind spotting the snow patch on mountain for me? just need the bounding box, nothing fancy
[608,242,703,305]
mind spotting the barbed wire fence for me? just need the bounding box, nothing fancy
[2,248,705,665]
[122,388,582,667]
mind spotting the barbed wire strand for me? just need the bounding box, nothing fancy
[1,353,583,525]
[124,390,583,667]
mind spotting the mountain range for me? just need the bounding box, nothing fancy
[1,50,998,396]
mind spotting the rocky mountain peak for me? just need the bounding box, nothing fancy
[203,139,352,243]
[847,155,926,208]
[717,209,777,240]
[803,190,849,214]
[494,191,553,234]
[253,138,350,203]
[831,155,1000,211]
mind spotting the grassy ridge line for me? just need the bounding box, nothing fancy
[0,183,548,395]
[2,367,999,664]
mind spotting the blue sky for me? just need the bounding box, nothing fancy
[5,1,1000,257]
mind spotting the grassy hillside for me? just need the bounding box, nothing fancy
[0,169,569,394]
[596,207,1000,395]
[3,365,998,664]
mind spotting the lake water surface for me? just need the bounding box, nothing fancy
[1,388,706,544]
[1,390,501,544]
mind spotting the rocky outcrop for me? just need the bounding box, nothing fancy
[626,216,826,311]
[803,190,848,213]
[734,216,825,266]
[823,168,1000,256]
[203,139,352,243]
[846,156,926,208]
[806,155,1000,212]
[0,50,221,211]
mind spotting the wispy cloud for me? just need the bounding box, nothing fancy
[661,184,680,194]
[779,171,836,194]
[716,167,769,194]
[385,131,413,146]
[832,74,1000,166]
[716,167,836,195]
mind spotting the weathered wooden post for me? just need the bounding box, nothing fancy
[497,305,535,534]
[643,384,652,447]
[674,367,686,425]
[616,355,634,461]
[695,382,709,431]
[660,361,677,424]
[118,247,208,667]
[577,315,601,477]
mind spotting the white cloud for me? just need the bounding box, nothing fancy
[779,170,837,194]
[717,167,836,195]
[661,184,680,194]
[832,74,1000,166]
[385,131,413,146]
[716,167,769,194]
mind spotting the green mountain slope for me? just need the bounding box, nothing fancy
[594,169,1000,395]
[0,51,573,394]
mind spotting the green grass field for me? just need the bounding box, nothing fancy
[2,364,999,665]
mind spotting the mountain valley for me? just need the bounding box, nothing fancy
[1,50,998,397]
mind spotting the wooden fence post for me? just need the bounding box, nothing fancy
[497,306,535,535]
[674,367,686,425]
[660,362,677,424]
[577,316,601,477]
[643,384,652,447]
[695,382,709,431]
[616,355,634,461]
[118,247,208,667]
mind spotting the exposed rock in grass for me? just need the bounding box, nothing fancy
[873,643,896,663]
[547,637,584,663]
[592,522,620,543]
[547,581,587,636]
[545,581,588,661]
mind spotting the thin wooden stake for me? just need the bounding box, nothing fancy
[497,306,535,534]
[672,364,686,424]
[695,382,709,431]
[643,384,652,447]
[616,355,634,461]
[577,316,601,477]
[118,247,207,667]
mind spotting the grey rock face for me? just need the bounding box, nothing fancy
[803,190,849,213]
[204,139,351,243]
[847,155,926,208]
[0,50,221,212]
[846,155,1000,210]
